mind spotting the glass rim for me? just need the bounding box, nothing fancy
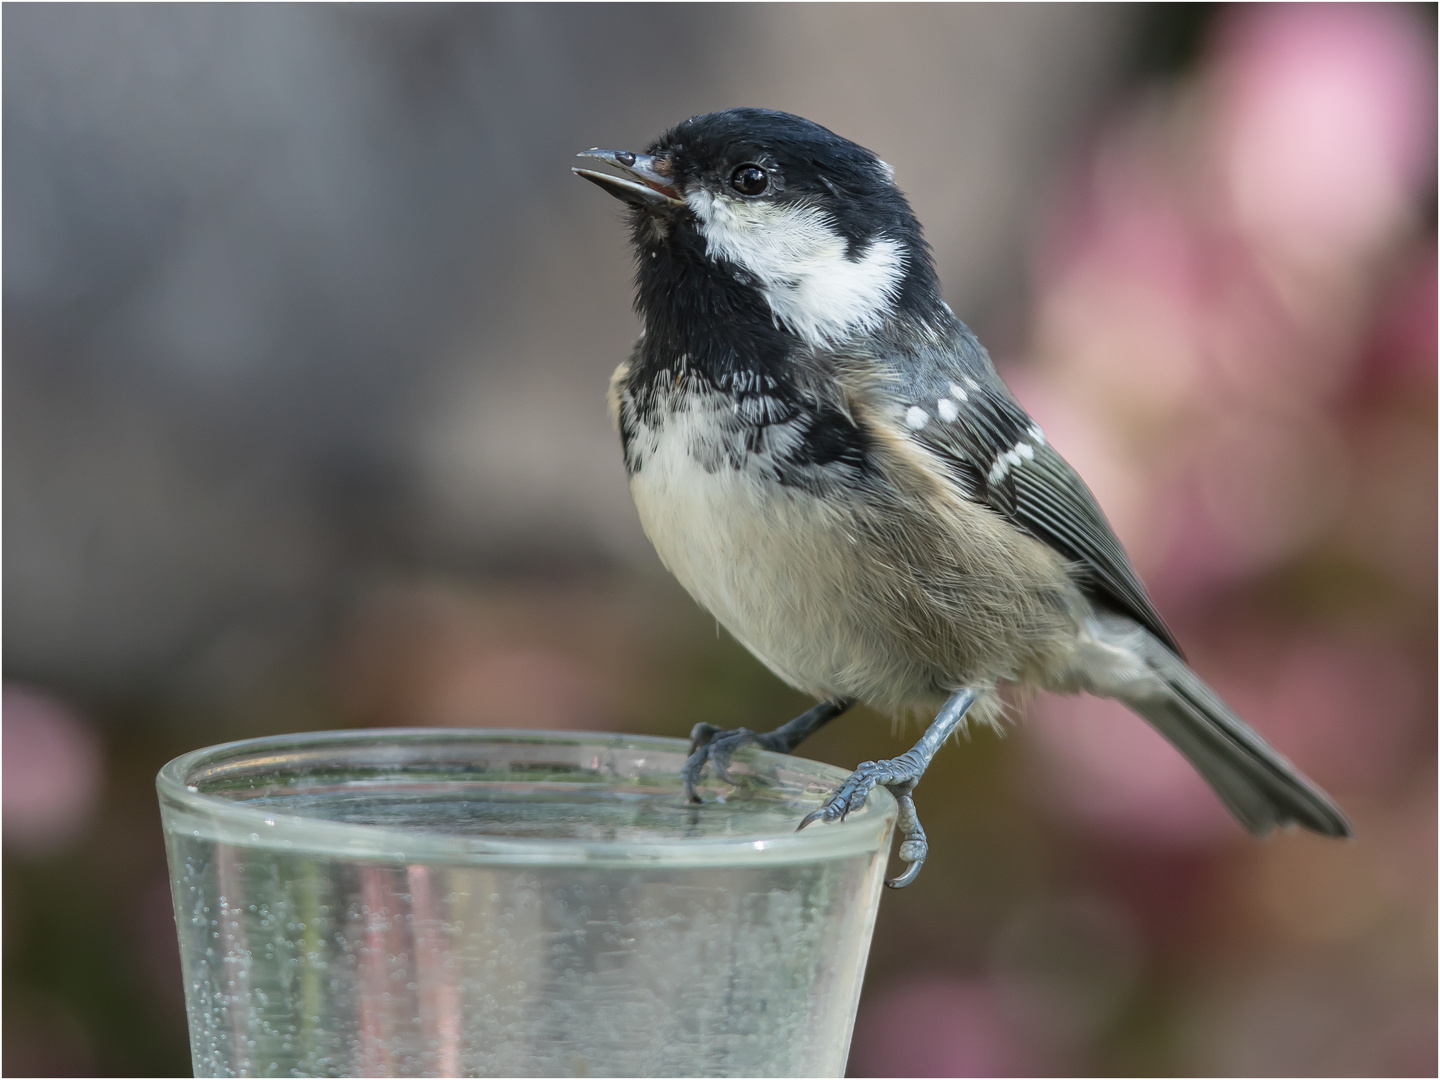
[157,727,896,867]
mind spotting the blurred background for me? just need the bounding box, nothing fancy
[4,3,1434,1075]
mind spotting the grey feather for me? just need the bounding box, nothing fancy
[1008,446,1181,655]
[1125,631,1353,837]
[868,323,1182,654]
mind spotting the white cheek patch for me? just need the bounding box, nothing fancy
[687,188,906,347]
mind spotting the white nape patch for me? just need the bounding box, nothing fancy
[687,187,906,347]
[947,382,969,402]
[905,405,929,430]
[936,397,959,422]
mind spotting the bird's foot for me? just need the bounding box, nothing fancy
[682,701,853,804]
[682,723,780,802]
[796,752,930,888]
[797,753,922,826]
[886,789,928,889]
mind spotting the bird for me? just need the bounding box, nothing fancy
[573,108,1351,888]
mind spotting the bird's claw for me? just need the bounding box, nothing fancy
[795,796,848,831]
[795,758,931,888]
[884,791,928,889]
[682,723,767,802]
[796,759,882,830]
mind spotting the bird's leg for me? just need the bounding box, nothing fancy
[797,688,976,888]
[683,699,853,802]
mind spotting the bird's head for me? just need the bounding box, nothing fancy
[576,108,943,348]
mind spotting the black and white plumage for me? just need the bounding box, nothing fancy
[576,108,1350,887]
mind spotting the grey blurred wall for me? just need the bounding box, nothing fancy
[5,4,1143,705]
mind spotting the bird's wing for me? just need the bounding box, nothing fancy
[880,334,1182,656]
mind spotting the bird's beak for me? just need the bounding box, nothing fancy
[573,149,685,209]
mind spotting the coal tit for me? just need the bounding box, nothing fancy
[576,108,1350,887]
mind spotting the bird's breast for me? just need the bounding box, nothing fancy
[613,360,1086,709]
[619,379,879,696]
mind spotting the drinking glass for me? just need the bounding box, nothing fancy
[158,728,897,1077]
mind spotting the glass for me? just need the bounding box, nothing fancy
[158,728,897,1078]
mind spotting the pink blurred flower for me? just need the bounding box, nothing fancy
[1149,408,1351,600]
[1023,692,1235,848]
[1215,3,1436,270]
[2,684,103,854]
[1031,131,1209,428]
[1209,634,1423,792]
[848,975,1049,1078]
[1362,245,1438,388]
[1021,3,1434,619]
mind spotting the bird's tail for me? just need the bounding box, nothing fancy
[1120,634,1352,839]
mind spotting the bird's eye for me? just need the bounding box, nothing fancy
[729,164,768,196]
